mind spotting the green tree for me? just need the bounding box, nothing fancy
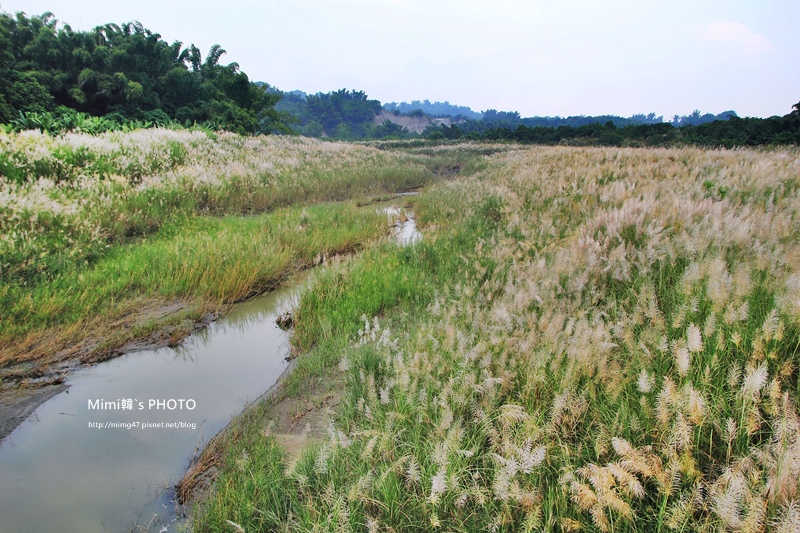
[0,9,286,133]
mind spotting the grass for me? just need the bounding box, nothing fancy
[0,128,468,371]
[0,130,435,286]
[1,202,383,339]
[191,189,504,532]
[10,130,799,531]
[191,145,800,533]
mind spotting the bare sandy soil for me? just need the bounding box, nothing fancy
[373,109,461,134]
[176,364,344,507]
[0,383,69,441]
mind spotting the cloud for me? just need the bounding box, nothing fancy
[703,20,771,56]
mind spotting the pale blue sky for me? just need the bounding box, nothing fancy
[2,0,797,118]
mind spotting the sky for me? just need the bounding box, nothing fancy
[2,0,798,119]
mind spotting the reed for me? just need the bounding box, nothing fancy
[194,145,800,532]
[0,129,434,369]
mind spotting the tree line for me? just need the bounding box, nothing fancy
[1,10,797,147]
[422,105,799,148]
[273,88,383,138]
[0,11,286,134]
[271,87,799,148]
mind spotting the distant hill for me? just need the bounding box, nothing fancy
[261,84,743,140]
[383,100,483,120]
[373,109,465,135]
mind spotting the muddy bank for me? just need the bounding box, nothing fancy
[0,279,308,532]
[176,356,344,509]
[177,201,422,511]
[0,195,421,443]
[0,303,218,442]
[0,251,336,441]
[0,384,69,442]
[0,200,422,531]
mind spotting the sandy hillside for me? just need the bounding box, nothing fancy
[373,109,459,134]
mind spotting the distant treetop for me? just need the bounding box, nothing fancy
[0,10,286,133]
[383,100,484,120]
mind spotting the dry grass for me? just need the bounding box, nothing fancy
[196,145,800,532]
[0,129,432,375]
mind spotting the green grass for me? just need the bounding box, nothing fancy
[191,146,800,533]
[2,130,483,367]
[0,130,437,288]
[0,202,386,363]
[191,190,507,531]
[12,135,797,531]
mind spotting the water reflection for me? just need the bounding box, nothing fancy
[0,282,300,532]
[0,209,412,532]
[383,205,422,246]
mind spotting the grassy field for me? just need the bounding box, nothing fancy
[192,145,800,532]
[5,131,800,531]
[0,129,438,373]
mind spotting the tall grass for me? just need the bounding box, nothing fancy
[0,129,440,368]
[0,129,432,286]
[0,202,388,366]
[194,146,800,532]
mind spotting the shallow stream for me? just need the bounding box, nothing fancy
[0,286,299,532]
[0,203,419,532]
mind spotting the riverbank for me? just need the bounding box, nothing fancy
[0,186,429,531]
[0,196,433,442]
[0,271,315,532]
[189,145,800,532]
[0,133,508,532]
[0,383,69,441]
[1,130,467,441]
[176,202,427,511]
[0,201,384,438]
[1,131,435,368]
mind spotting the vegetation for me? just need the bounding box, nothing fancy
[383,100,484,120]
[1,8,795,148]
[0,10,285,133]
[274,88,389,139]
[382,101,737,127]
[272,85,797,146]
[193,144,800,532]
[0,106,174,135]
[0,8,795,147]
[3,10,800,531]
[474,109,738,129]
[423,110,800,147]
[0,128,434,370]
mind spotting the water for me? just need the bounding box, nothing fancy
[384,205,421,246]
[0,286,299,532]
[0,203,420,532]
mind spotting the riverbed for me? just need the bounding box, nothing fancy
[0,203,419,532]
[0,284,300,532]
